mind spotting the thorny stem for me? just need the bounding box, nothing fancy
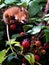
[42,0,49,18]
[39,0,49,26]
[6,24,14,53]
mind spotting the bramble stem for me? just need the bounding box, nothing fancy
[6,24,14,53]
[42,0,49,18]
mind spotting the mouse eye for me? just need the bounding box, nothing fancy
[10,16,15,20]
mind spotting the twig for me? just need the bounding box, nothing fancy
[6,24,14,53]
[35,61,41,65]
[39,0,49,26]
[42,0,49,18]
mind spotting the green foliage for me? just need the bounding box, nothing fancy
[2,53,21,65]
[6,39,20,45]
[0,0,49,65]
[0,3,6,9]
[11,34,20,39]
[45,30,49,42]
[0,50,6,63]
[28,1,41,17]
[4,0,20,4]
[23,25,33,32]
[27,26,42,35]
[24,53,35,65]
[21,0,30,4]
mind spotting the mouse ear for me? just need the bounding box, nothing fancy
[3,14,9,24]
[20,6,25,11]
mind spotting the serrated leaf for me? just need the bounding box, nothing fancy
[28,1,40,17]
[24,53,35,65]
[45,30,49,42]
[27,26,42,34]
[0,50,6,63]
[31,26,41,34]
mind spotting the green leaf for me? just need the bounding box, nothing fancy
[27,30,32,33]
[44,26,49,29]
[21,2,28,7]
[17,2,27,7]
[0,50,6,63]
[7,53,17,61]
[27,26,42,34]
[36,18,43,22]
[2,53,21,65]
[45,14,49,17]
[23,25,33,32]
[28,1,40,17]
[6,39,20,45]
[11,34,20,39]
[33,0,40,3]
[29,18,36,21]
[21,0,30,4]
[14,44,23,51]
[24,53,35,65]
[43,17,49,21]
[31,26,42,34]
[11,41,20,44]
[45,30,49,42]
[4,0,19,4]
[0,3,6,9]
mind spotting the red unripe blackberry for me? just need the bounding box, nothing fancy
[22,39,30,49]
[34,41,41,47]
[20,32,25,37]
[43,43,49,50]
[41,49,46,54]
[34,55,40,61]
[22,58,27,63]
[10,24,16,30]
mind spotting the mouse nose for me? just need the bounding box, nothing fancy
[21,19,28,24]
